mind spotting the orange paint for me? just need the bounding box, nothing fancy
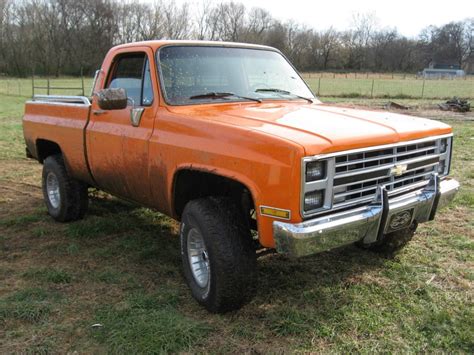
[23,40,453,248]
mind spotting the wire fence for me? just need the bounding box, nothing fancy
[0,74,473,99]
[0,77,94,98]
[301,73,474,99]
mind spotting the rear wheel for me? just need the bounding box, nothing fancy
[180,197,257,313]
[42,154,88,222]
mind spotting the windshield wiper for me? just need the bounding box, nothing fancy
[255,88,313,103]
[189,92,262,103]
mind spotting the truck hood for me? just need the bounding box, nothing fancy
[167,102,452,155]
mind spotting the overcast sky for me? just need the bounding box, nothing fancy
[170,0,473,37]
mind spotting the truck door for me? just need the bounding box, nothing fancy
[86,47,158,205]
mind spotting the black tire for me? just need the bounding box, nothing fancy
[358,223,417,254]
[180,197,257,313]
[42,154,88,222]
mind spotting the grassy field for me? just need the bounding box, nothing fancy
[303,76,474,99]
[0,94,473,353]
[1,74,473,99]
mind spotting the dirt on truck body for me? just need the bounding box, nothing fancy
[22,40,460,313]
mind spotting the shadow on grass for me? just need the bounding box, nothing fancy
[72,195,398,346]
[73,194,388,299]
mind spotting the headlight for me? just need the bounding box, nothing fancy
[437,160,446,174]
[437,136,452,176]
[302,157,334,216]
[306,160,326,181]
[440,138,448,153]
[304,190,324,211]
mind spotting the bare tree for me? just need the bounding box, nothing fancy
[162,0,191,39]
[317,27,340,70]
[345,12,379,69]
[242,7,272,43]
[419,19,473,70]
[0,0,471,76]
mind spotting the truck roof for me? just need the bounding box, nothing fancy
[111,40,278,52]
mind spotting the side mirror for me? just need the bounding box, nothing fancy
[96,88,128,110]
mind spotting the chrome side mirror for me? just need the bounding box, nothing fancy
[96,88,128,110]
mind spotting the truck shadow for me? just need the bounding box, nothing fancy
[82,194,391,319]
[1,188,403,346]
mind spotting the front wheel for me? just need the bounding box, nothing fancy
[358,223,417,254]
[180,197,257,313]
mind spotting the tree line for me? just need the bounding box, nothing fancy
[0,0,472,77]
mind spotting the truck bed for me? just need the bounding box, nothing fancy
[22,95,94,185]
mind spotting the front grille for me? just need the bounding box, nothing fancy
[332,140,440,209]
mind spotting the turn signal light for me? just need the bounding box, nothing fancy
[260,206,291,219]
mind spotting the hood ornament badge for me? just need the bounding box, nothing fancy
[390,164,408,177]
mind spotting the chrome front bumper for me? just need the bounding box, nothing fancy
[273,175,460,257]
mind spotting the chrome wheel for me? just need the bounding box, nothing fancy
[46,172,60,209]
[187,227,210,289]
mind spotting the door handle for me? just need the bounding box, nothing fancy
[92,109,106,115]
[130,107,145,127]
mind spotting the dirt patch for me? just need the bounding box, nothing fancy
[328,101,474,121]
[0,181,42,220]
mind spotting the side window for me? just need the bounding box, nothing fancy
[107,53,154,106]
[142,59,153,106]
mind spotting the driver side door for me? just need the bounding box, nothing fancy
[86,47,158,206]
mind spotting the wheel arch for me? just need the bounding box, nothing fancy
[172,167,259,227]
[36,139,62,163]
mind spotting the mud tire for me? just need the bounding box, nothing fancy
[180,197,257,313]
[42,154,88,222]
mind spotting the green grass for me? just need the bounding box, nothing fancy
[23,268,73,284]
[91,291,211,353]
[0,96,28,160]
[0,288,61,323]
[303,76,474,99]
[1,74,473,100]
[0,213,43,227]
[0,92,472,353]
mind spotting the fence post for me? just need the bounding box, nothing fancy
[421,78,425,98]
[32,71,35,98]
[317,77,321,96]
[81,67,85,96]
[18,80,21,96]
[371,79,375,98]
[7,81,10,95]
[47,78,50,95]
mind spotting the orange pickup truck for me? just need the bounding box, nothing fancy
[23,40,459,313]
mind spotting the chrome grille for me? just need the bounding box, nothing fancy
[333,140,441,208]
[300,134,452,218]
[301,135,453,218]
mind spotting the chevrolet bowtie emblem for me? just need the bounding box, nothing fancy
[390,164,408,177]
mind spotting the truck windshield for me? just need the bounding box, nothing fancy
[158,46,314,105]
